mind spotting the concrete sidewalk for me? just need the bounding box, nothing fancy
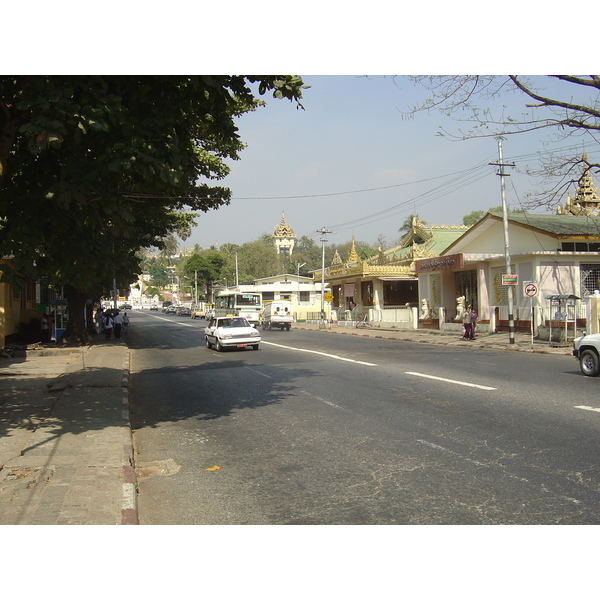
[0,339,135,525]
[292,321,575,356]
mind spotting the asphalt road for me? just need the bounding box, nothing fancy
[128,310,600,524]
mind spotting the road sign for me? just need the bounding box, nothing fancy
[502,274,518,285]
[324,292,334,303]
[524,282,539,297]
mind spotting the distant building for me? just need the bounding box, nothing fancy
[214,273,329,321]
[272,212,296,258]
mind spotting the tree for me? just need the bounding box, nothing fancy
[181,250,227,300]
[407,75,600,208]
[398,214,426,235]
[236,236,281,281]
[0,76,305,343]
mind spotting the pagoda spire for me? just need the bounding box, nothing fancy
[347,235,361,263]
[558,153,600,215]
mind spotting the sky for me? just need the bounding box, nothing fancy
[184,74,600,252]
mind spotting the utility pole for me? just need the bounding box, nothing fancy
[235,253,239,287]
[316,227,332,328]
[490,139,516,344]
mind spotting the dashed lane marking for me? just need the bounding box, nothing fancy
[261,341,377,366]
[406,371,497,390]
[575,405,600,414]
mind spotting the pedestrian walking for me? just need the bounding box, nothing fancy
[113,311,123,339]
[95,308,104,334]
[104,313,114,340]
[122,312,129,332]
[461,306,473,340]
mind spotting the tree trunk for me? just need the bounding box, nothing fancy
[61,285,94,346]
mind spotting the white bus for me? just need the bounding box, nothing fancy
[214,291,262,326]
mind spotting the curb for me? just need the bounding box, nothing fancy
[293,324,573,356]
[120,349,138,525]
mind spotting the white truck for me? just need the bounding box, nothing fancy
[191,303,206,319]
[260,301,293,331]
[573,332,600,376]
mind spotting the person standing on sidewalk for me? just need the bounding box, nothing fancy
[104,312,114,340]
[469,307,478,340]
[122,312,130,332]
[113,311,123,339]
[461,307,473,340]
[41,314,49,343]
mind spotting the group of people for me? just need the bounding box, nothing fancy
[461,306,478,340]
[95,307,129,340]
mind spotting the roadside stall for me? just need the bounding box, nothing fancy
[546,294,580,343]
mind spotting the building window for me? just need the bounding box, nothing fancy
[299,291,310,303]
[580,264,600,296]
[454,270,478,308]
[262,291,274,301]
[562,242,600,252]
[383,281,418,305]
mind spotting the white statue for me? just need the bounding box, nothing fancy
[454,296,466,320]
[420,298,432,319]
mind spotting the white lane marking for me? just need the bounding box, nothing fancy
[261,341,377,366]
[150,315,196,327]
[575,405,600,414]
[418,439,488,467]
[406,371,496,391]
[300,390,343,409]
[244,366,272,379]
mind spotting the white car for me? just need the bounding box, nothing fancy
[205,316,261,351]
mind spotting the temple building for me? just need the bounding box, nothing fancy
[272,213,296,258]
[315,217,468,320]
[557,153,600,216]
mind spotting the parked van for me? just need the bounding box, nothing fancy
[260,301,293,331]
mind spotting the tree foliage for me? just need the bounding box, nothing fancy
[0,75,305,343]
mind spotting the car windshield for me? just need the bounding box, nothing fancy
[219,318,248,328]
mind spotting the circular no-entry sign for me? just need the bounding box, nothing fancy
[524,282,539,297]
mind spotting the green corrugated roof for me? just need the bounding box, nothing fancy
[491,212,600,237]
[384,228,466,261]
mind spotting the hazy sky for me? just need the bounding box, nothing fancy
[185,75,600,251]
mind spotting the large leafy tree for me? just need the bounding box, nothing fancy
[181,250,228,300]
[0,75,305,343]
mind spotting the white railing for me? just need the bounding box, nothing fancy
[377,307,414,323]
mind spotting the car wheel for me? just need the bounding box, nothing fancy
[251,344,259,350]
[205,337,212,349]
[580,349,600,376]
[215,339,223,352]
[286,325,291,331]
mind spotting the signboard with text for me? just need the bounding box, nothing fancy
[502,274,518,286]
[415,253,464,273]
